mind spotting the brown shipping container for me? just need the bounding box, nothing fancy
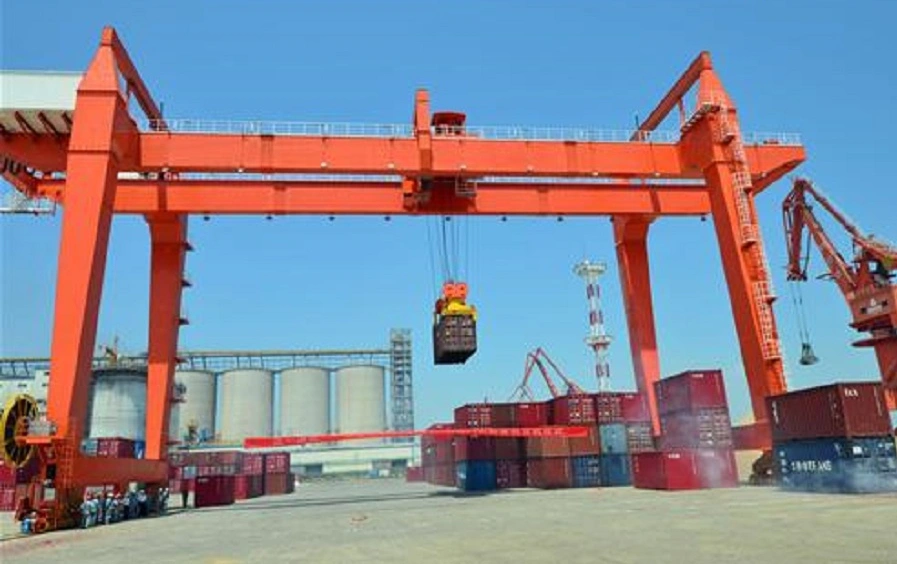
[526,436,570,458]
[454,404,516,428]
[594,393,624,423]
[493,438,524,460]
[264,472,290,496]
[620,393,652,422]
[454,437,495,461]
[527,458,572,489]
[660,408,733,449]
[514,402,550,427]
[626,423,656,453]
[194,475,235,508]
[496,459,527,489]
[551,394,597,425]
[767,382,892,442]
[433,315,477,364]
[655,370,728,415]
[568,427,601,456]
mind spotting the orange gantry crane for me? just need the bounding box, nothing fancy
[783,178,897,410]
[0,27,805,529]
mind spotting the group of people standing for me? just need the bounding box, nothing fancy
[79,488,169,528]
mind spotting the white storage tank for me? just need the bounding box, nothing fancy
[279,366,330,436]
[174,370,217,442]
[87,367,147,441]
[219,368,273,444]
[335,365,386,444]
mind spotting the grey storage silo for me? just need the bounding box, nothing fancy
[87,367,147,441]
[279,366,330,436]
[219,368,273,444]
[335,365,386,443]
[174,370,217,442]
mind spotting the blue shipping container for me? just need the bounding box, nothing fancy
[774,436,897,494]
[456,460,497,492]
[570,456,602,488]
[600,423,628,454]
[600,454,632,486]
[133,440,146,459]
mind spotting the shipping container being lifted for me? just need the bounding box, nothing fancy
[0,26,809,532]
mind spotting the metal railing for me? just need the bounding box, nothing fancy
[139,117,801,146]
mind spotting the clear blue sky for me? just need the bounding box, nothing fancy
[2,1,896,427]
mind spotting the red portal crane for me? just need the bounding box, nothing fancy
[0,27,806,529]
[511,347,587,400]
[783,178,897,410]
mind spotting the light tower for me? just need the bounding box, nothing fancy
[574,260,612,391]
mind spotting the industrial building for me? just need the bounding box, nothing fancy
[0,330,417,478]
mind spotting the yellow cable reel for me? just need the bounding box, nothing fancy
[1,393,39,468]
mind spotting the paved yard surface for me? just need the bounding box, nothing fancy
[1,480,895,563]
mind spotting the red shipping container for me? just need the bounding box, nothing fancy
[234,475,249,500]
[197,464,238,477]
[626,423,656,453]
[660,408,733,449]
[655,370,728,415]
[185,478,195,493]
[213,451,243,466]
[264,472,290,495]
[631,451,701,490]
[454,437,495,461]
[513,402,549,427]
[454,404,499,428]
[496,459,527,489]
[568,427,601,456]
[96,438,135,458]
[264,452,290,474]
[527,458,572,489]
[694,449,738,488]
[169,478,182,493]
[594,393,624,424]
[620,393,652,423]
[169,466,183,480]
[0,486,15,511]
[240,453,264,476]
[525,436,570,458]
[766,382,891,442]
[0,462,16,486]
[551,395,597,425]
[406,466,424,482]
[493,438,524,460]
[194,475,235,508]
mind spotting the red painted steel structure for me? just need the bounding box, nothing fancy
[0,28,806,525]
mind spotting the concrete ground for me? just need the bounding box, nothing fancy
[1,479,895,563]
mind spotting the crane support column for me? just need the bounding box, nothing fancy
[145,214,189,460]
[614,215,661,435]
[46,32,128,441]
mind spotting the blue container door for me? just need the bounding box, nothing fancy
[599,424,628,455]
[571,456,602,488]
[456,461,497,492]
[599,454,632,486]
[133,440,146,459]
[774,437,897,493]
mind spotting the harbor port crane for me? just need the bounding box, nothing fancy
[783,177,897,411]
[510,347,587,401]
[0,27,806,530]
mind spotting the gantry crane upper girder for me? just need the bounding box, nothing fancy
[0,27,805,525]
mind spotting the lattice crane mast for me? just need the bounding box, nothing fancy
[783,177,897,410]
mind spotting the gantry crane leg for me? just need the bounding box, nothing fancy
[613,215,662,435]
[701,162,787,447]
[46,35,125,444]
[145,214,189,461]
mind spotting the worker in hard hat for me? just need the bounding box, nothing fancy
[180,483,189,510]
[136,489,148,517]
[103,493,114,525]
[79,494,91,528]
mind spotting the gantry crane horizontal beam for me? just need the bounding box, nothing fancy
[34,178,713,215]
[1,132,804,192]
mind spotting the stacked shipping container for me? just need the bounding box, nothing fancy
[424,391,658,492]
[768,382,897,494]
[632,370,738,491]
[167,449,295,505]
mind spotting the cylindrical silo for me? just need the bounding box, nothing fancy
[219,369,273,444]
[335,365,386,444]
[279,366,330,436]
[87,367,147,441]
[174,370,216,442]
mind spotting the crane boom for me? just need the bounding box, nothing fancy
[783,177,897,410]
[511,347,587,400]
